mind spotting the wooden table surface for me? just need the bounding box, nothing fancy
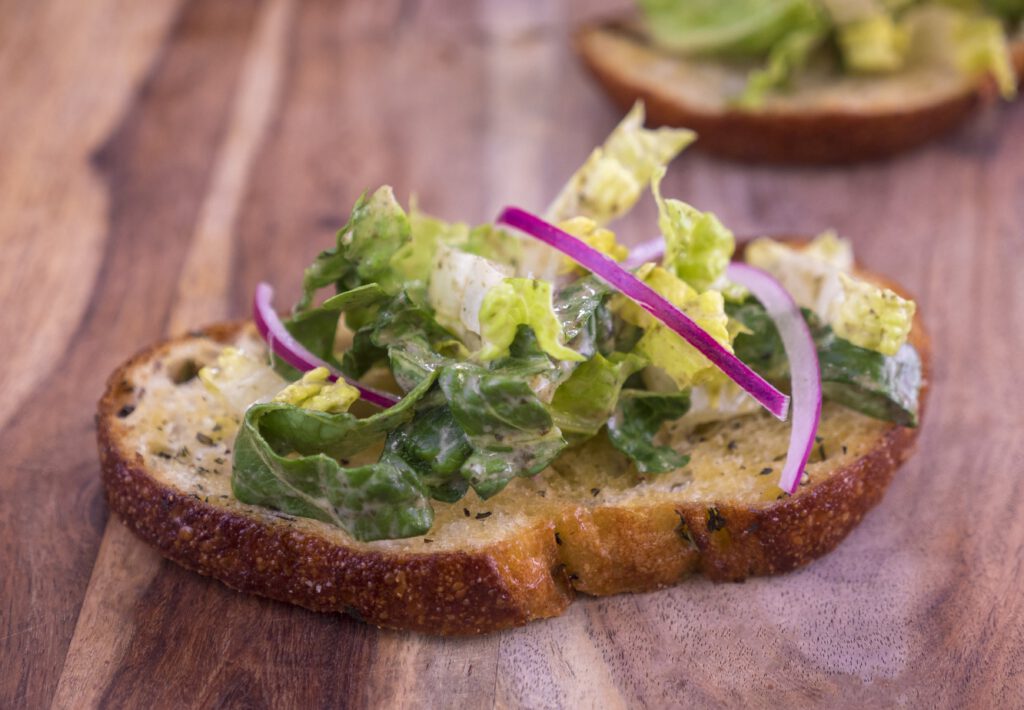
[3,0,1024,707]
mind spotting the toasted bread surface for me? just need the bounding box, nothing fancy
[98,275,929,635]
[575,21,1024,163]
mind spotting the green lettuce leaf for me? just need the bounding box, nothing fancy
[739,25,827,105]
[381,405,473,503]
[427,245,513,344]
[953,11,1017,98]
[546,102,695,227]
[837,13,910,72]
[607,390,692,473]
[478,278,585,362]
[550,353,647,442]
[744,234,915,356]
[231,372,438,541]
[728,297,921,426]
[297,186,411,311]
[638,0,823,57]
[652,168,735,291]
[439,362,567,499]
[615,265,733,390]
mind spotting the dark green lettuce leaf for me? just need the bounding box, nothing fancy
[727,297,921,426]
[550,353,646,442]
[439,362,567,499]
[381,405,472,503]
[297,186,411,311]
[607,390,692,473]
[231,373,438,541]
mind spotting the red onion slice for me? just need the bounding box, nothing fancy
[726,263,821,494]
[253,282,399,409]
[497,207,789,420]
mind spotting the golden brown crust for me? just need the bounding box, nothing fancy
[97,270,929,634]
[574,22,1024,164]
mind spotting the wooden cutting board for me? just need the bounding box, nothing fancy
[3,0,1023,707]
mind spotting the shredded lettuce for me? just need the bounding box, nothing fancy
[838,14,910,71]
[638,0,824,56]
[652,168,735,292]
[831,273,916,355]
[739,25,827,106]
[273,367,360,413]
[231,102,924,541]
[641,0,1017,102]
[427,245,512,344]
[546,102,694,228]
[744,234,915,355]
[478,278,585,362]
[607,389,692,472]
[557,217,629,275]
[954,12,1017,98]
[616,265,734,389]
[549,353,646,441]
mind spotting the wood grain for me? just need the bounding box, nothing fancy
[2,0,1023,707]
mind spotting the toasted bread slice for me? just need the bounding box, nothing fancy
[97,269,929,635]
[575,20,1024,163]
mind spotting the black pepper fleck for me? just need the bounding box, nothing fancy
[475,512,492,520]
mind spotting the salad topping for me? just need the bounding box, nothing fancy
[638,0,1020,105]
[202,104,921,540]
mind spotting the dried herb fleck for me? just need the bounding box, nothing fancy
[674,510,697,548]
[196,432,214,446]
[706,507,727,532]
[759,467,773,476]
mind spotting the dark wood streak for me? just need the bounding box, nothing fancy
[0,0,260,706]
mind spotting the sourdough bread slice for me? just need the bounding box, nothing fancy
[97,273,929,635]
[574,20,1024,164]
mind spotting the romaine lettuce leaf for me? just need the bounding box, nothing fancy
[297,186,411,312]
[272,367,360,413]
[638,0,823,57]
[652,168,735,292]
[549,353,646,441]
[381,405,473,503]
[231,372,439,541]
[744,234,915,355]
[439,362,567,499]
[953,12,1017,98]
[837,14,910,72]
[831,272,916,355]
[478,278,585,362]
[615,265,733,390]
[739,25,827,106]
[607,390,692,473]
[427,244,512,344]
[557,217,629,275]
[546,102,695,228]
[728,296,921,425]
